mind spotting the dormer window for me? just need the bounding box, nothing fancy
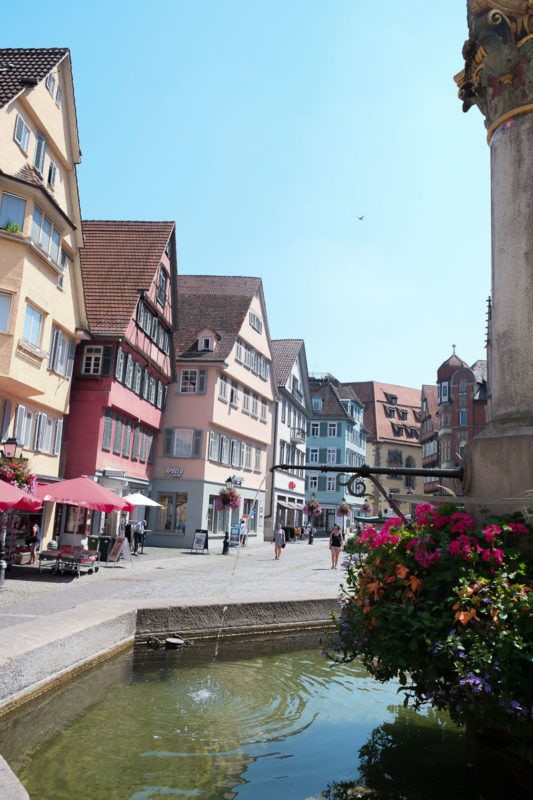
[200,336,213,351]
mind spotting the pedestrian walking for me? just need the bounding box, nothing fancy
[133,519,146,555]
[272,523,286,560]
[329,524,344,569]
[239,518,248,546]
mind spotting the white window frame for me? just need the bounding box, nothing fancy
[180,369,206,394]
[23,305,42,347]
[326,476,337,492]
[0,293,12,333]
[82,345,104,375]
[0,192,26,231]
[328,423,337,437]
[309,448,319,463]
[14,114,30,152]
[218,374,228,401]
[326,448,337,464]
[33,134,46,175]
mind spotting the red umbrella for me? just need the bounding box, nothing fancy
[36,476,134,512]
[0,482,42,511]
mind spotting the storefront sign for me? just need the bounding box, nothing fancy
[165,467,184,477]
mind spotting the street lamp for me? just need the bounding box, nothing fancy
[1,437,22,459]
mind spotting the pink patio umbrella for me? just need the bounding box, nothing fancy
[36,477,134,545]
[36,476,134,512]
[0,482,42,511]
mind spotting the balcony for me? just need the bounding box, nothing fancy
[290,427,306,444]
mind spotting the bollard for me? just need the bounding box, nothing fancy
[222,532,230,555]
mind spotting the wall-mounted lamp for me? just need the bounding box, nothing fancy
[1,437,22,459]
[225,476,234,490]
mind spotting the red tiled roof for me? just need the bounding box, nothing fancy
[80,220,175,334]
[175,275,263,362]
[349,381,421,443]
[309,376,362,419]
[0,48,69,108]
[271,339,305,386]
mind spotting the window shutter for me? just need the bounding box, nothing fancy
[147,433,154,464]
[33,134,46,174]
[198,370,207,394]
[66,339,76,378]
[14,404,26,441]
[318,475,327,491]
[192,430,203,457]
[115,348,124,381]
[34,412,46,451]
[1,400,12,441]
[102,410,113,451]
[164,428,174,456]
[319,448,327,463]
[48,327,59,371]
[101,345,112,376]
[320,422,327,436]
[53,419,63,455]
[136,301,144,326]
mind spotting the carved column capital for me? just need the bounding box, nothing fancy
[455,1,533,138]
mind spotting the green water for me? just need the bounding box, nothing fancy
[0,633,524,799]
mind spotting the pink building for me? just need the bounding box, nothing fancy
[62,221,177,508]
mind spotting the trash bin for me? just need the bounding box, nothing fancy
[98,535,113,562]
[87,535,99,552]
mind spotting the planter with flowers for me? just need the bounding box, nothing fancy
[303,499,322,518]
[336,501,351,517]
[0,456,37,494]
[328,502,533,766]
[214,486,242,511]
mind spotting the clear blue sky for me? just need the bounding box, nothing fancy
[10,1,491,389]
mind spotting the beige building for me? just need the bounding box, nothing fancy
[348,381,422,517]
[0,48,86,480]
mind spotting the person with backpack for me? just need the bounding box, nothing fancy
[329,524,344,569]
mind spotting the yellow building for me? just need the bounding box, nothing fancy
[0,48,86,480]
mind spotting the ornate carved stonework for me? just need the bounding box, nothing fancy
[455,1,533,137]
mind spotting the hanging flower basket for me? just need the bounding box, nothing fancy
[303,499,322,517]
[214,486,242,511]
[0,456,37,494]
[336,501,351,517]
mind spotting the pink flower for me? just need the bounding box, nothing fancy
[448,534,476,560]
[482,524,502,543]
[507,522,529,535]
[449,512,476,534]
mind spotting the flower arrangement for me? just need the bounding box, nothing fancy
[329,502,533,738]
[336,501,351,517]
[214,486,242,511]
[303,499,322,517]
[0,456,37,494]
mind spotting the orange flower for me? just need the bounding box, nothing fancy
[395,563,408,580]
[454,608,479,625]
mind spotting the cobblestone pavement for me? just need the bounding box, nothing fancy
[0,536,343,626]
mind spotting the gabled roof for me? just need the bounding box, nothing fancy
[175,275,264,362]
[271,339,305,386]
[349,381,421,442]
[309,376,361,419]
[0,48,70,108]
[80,220,175,334]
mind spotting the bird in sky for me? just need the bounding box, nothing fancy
[357,215,364,221]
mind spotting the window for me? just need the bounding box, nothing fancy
[311,422,319,437]
[328,423,337,437]
[309,474,318,491]
[440,382,449,403]
[235,339,243,361]
[0,293,11,333]
[157,267,168,306]
[260,399,267,421]
[208,430,220,461]
[49,327,75,376]
[218,374,228,401]
[31,205,62,263]
[251,393,258,417]
[23,305,42,346]
[45,73,56,96]
[230,380,239,407]
[122,422,132,457]
[459,409,468,427]
[326,448,337,464]
[55,86,62,107]
[113,418,123,454]
[14,114,30,152]
[33,134,46,175]
[326,476,337,492]
[0,192,26,231]
[458,379,468,394]
[133,362,142,394]
[82,345,112,376]
[249,311,263,333]
[180,369,207,394]
[200,336,212,351]
[115,348,125,382]
[164,428,203,458]
[309,448,319,463]
[242,388,250,413]
[34,412,53,453]
[245,444,252,469]
[312,397,322,412]
[47,160,57,188]
[254,447,261,471]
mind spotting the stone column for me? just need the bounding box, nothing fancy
[456,2,533,502]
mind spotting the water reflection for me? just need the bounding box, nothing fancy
[0,633,516,800]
